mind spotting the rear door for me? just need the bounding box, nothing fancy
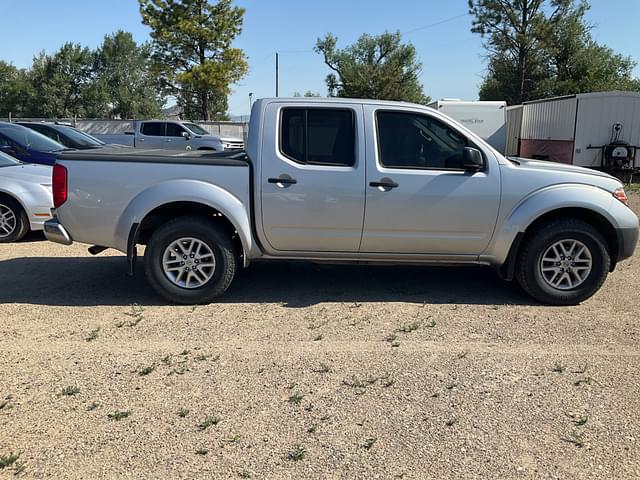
[137,122,166,148]
[260,102,366,252]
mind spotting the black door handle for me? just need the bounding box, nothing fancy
[268,176,297,185]
[369,178,398,189]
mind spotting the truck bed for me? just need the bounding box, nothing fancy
[55,149,251,253]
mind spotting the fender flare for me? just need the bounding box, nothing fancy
[485,184,618,270]
[113,179,253,268]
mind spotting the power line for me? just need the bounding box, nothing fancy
[402,13,470,36]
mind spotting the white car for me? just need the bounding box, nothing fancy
[0,151,53,242]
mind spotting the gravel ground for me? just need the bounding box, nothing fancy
[1,194,639,479]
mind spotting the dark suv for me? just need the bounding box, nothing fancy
[18,123,107,150]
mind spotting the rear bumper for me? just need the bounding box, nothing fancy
[615,226,639,262]
[44,218,73,245]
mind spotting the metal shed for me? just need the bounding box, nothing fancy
[518,91,640,167]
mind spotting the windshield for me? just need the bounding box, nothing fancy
[60,126,105,147]
[0,124,65,152]
[0,151,20,167]
[183,123,209,135]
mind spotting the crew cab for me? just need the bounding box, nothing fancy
[90,120,244,152]
[44,98,639,305]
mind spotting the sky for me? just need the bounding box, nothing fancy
[0,0,639,117]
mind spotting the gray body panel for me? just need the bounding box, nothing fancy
[51,98,638,270]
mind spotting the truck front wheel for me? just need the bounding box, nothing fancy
[144,216,237,304]
[516,218,610,305]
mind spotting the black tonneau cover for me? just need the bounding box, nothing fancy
[58,148,248,167]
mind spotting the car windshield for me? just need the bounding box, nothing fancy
[0,151,21,167]
[59,126,105,147]
[1,124,65,151]
[183,123,209,135]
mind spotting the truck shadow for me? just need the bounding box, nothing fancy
[0,255,534,307]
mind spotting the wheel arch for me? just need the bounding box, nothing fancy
[491,185,621,280]
[498,206,619,281]
[115,180,253,271]
[0,189,29,216]
[0,189,30,241]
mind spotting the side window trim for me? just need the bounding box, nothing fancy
[279,107,356,167]
[374,109,486,172]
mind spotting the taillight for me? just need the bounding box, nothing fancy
[52,163,68,208]
[613,187,629,207]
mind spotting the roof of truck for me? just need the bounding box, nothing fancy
[256,97,433,109]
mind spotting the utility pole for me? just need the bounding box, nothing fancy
[275,51,279,97]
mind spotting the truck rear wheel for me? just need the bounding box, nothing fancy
[516,218,610,305]
[144,216,237,304]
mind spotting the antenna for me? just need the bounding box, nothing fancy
[275,52,280,97]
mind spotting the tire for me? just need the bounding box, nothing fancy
[144,215,237,304]
[516,218,610,305]
[0,196,29,243]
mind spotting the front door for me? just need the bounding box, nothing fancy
[260,103,366,252]
[360,106,501,255]
[165,123,192,150]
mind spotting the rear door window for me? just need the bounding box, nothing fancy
[141,122,165,136]
[280,108,355,166]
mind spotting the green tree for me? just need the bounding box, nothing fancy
[540,1,640,95]
[95,30,164,118]
[468,0,558,104]
[470,0,640,103]
[293,91,321,97]
[139,0,249,120]
[314,31,430,104]
[0,62,34,117]
[29,43,100,117]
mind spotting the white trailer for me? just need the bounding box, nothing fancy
[428,99,507,153]
[519,91,640,168]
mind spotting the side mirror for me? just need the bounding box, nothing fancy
[182,131,191,139]
[462,147,484,172]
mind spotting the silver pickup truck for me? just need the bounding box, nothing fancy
[45,97,638,305]
[92,120,244,152]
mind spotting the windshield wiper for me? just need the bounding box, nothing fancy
[506,156,521,166]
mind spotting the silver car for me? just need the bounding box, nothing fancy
[0,151,53,242]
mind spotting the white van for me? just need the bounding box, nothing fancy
[428,100,507,153]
